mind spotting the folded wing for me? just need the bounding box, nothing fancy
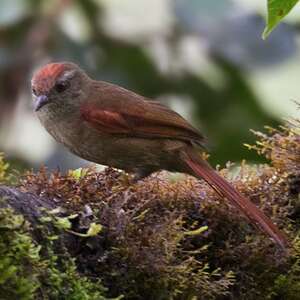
[80,82,205,146]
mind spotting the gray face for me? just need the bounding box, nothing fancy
[31,64,90,149]
[31,69,80,113]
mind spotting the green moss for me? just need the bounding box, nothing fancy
[0,206,41,299]
[1,118,300,299]
[0,202,111,300]
[44,251,109,300]
[0,153,9,183]
[266,237,300,300]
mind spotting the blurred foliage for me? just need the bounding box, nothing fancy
[0,118,294,299]
[263,0,299,38]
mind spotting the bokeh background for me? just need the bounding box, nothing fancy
[0,0,299,172]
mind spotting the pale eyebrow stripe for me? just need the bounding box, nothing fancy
[59,70,76,81]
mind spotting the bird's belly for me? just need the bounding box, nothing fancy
[41,116,184,173]
[56,123,170,172]
[69,133,165,172]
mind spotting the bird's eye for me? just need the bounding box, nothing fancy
[55,81,70,93]
[32,87,37,95]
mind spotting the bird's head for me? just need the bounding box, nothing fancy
[31,62,88,113]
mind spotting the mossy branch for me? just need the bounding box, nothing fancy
[0,119,300,299]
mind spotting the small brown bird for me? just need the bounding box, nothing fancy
[31,62,288,249]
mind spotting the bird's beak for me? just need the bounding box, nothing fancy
[34,95,49,112]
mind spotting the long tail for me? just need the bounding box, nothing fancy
[180,148,288,249]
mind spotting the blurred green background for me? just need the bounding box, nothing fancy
[0,0,299,171]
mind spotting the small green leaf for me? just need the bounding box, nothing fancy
[69,168,88,180]
[132,209,150,221]
[86,223,103,236]
[184,225,208,236]
[263,0,299,39]
[48,207,65,215]
[67,222,103,237]
[54,216,72,230]
[39,216,52,223]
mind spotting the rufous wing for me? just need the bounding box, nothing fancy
[80,84,205,146]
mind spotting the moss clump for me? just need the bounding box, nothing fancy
[0,206,40,300]
[0,202,111,300]
[0,118,300,299]
[0,153,9,183]
[267,237,300,300]
[20,168,236,299]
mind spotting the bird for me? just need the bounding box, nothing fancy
[31,62,288,249]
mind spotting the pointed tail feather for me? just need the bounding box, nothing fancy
[180,149,288,250]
